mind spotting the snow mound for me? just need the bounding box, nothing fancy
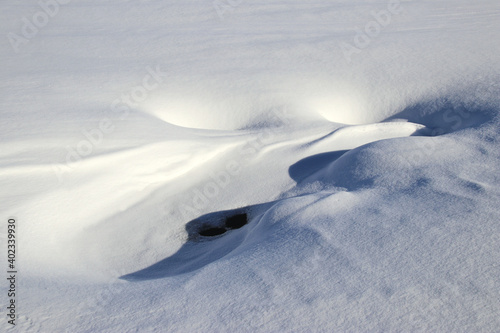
[1,0,500,331]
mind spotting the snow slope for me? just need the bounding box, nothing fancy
[1,0,500,331]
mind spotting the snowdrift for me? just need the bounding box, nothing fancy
[1,0,499,331]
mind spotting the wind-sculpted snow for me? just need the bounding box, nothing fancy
[1,0,499,331]
[3,86,500,332]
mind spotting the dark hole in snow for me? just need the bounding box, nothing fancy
[225,213,247,229]
[196,212,248,238]
[198,227,227,237]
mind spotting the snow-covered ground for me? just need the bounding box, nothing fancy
[1,0,500,331]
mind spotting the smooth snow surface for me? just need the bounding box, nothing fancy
[1,0,500,331]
